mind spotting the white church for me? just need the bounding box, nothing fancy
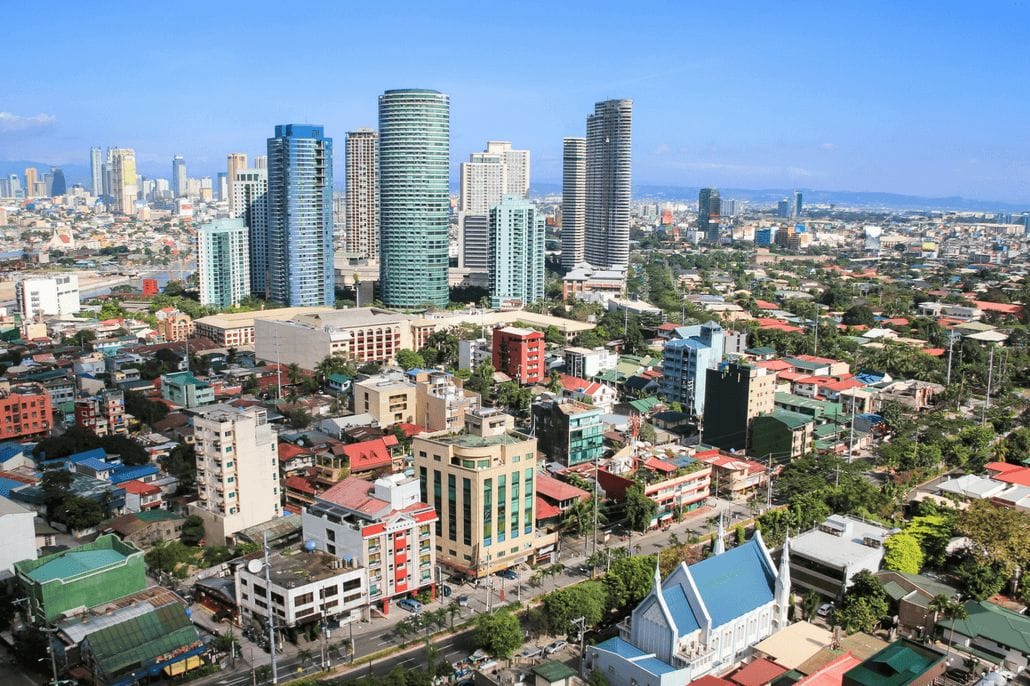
[587,530,792,686]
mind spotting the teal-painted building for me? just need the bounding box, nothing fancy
[532,399,604,466]
[196,218,250,309]
[489,195,545,308]
[15,534,146,622]
[160,371,214,408]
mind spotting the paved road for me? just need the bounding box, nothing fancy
[191,496,754,685]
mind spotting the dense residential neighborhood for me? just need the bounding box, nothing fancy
[0,190,1026,686]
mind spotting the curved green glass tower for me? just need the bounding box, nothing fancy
[378,89,450,308]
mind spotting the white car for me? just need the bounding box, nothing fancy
[544,640,568,655]
[817,603,834,617]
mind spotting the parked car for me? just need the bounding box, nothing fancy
[397,598,422,613]
[817,602,833,617]
[442,584,453,597]
[497,569,518,580]
[518,646,543,659]
[457,595,470,607]
[544,640,568,655]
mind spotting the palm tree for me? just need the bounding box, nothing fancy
[929,594,968,665]
[546,370,563,395]
[297,648,314,665]
[802,591,822,621]
[287,362,302,385]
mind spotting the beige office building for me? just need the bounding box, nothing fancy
[414,370,479,433]
[352,371,417,427]
[413,409,556,578]
[188,404,281,544]
[109,148,138,214]
[194,306,336,348]
[226,152,248,215]
[253,307,415,370]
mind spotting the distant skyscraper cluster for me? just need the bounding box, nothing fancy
[561,99,632,271]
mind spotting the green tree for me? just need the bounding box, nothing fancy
[883,532,924,574]
[464,361,496,404]
[180,515,206,546]
[833,570,889,634]
[955,555,1006,600]
[473,609,522,658]
[624,484,657,533]
[542,581,608,634]
[40,469,73,519]
[603,555,656,611]
[929,594,969,664]
[842,304,875,327]
[396,349,426,371]
[60,496,104,530]
[957,500,1030,579]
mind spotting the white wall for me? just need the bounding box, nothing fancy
[0,500,38,580]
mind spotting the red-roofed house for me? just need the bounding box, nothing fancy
[121,479,163,512]
[985,462,1030,488]
[283,474,319,508]
[536,473,590,514]
[558,374,618,412]
[795,652,863,685]
[342,435,402,476]
[755,299,779,311]
[693,450,768,500]
[597,451,712,524]
[727,657,788,686]
[278,442,316,475]
[972,300,1023,316]
[302,473,438,614]
[535,496,563,524]
[755,318,804,334]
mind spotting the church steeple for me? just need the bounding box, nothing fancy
[713,511,726,555]
[774,537,792,629]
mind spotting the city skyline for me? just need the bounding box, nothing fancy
[1,2,1028,204]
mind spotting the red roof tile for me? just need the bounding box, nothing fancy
[755,299,779,311]
[643,456,678,473]
[536,473,590,502]
[728,657,788,686]
[120,479,161,496]
[341,437,395,472]
[534,496,562,520]
[973,300,1022,314]
[278,442,314,462]
[284,475,318,495]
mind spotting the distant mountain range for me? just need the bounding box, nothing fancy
[4,159,1027,214]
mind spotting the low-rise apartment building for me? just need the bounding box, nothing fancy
[302,473,437,614]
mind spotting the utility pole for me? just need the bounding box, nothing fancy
[765,453,773,512]
[812,304,819,356]
[848,352,859,464]
[981,345,994,426]
[571,616,587,678]
[592,451,600,561]
[945,330,956,386]
[262,531,278,685]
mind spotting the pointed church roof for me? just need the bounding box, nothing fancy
[713,511,726,555]
[686,536,777,627]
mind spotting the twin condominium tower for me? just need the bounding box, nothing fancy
[211,91,630,310]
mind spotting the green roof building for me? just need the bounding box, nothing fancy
[750,409,814,460]
[936,600,1030,668]
[843,639,945,686]
[160,371,214,408]
[774,392,844,422]
[15,534,146,622]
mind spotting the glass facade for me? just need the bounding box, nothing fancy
[197,218,250,309]
[266,124,334,307]
[378,89,450,308]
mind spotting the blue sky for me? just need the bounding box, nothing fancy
[3,1,1029,203]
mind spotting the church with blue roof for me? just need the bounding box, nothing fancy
[587,529,792,686]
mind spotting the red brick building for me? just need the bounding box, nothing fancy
[492,326,545,385]
[0,385,53,440]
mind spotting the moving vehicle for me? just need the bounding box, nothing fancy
[397,598,422,613]
[817,602,833,617]
[497,569,518,580]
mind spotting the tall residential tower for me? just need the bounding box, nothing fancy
[584,99,632,269]
[266,124,335,307]
[172,155,187,198]
[489,195,545,308]
[109,148,137,214]
[343,129,379,260]
[378,89,450,308]
[197,218,251,309]
[232,168,269,295]
[226,153,248,214]
[561,137,586,270]
[89,147,104,197]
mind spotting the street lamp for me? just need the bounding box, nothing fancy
[245,531,278,685]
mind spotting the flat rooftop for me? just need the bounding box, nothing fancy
[262,549,361,587]
[195,306,336,329]
[430,432,530,448]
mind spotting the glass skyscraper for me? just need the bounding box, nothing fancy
[266,124,334,307]
[378,89,450,309]
[585,99,632,269]
[197,218,251,309]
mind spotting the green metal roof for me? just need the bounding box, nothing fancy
[27,549,125,582]
[134,510,184,523]
[844,639,945,686]
[628,396,662,414]
[937,600,1030,654]
[84,601,202,677]
[769,409,813,430]
[533,661,578,683]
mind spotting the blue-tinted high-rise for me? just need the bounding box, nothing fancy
[266,124,335,307]
[378,89,450,308]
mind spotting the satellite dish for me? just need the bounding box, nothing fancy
[247,559,263,574]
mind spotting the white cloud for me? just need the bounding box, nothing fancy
[0,112,57,132]
[819,142,836,151]
[653,143,670,156]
